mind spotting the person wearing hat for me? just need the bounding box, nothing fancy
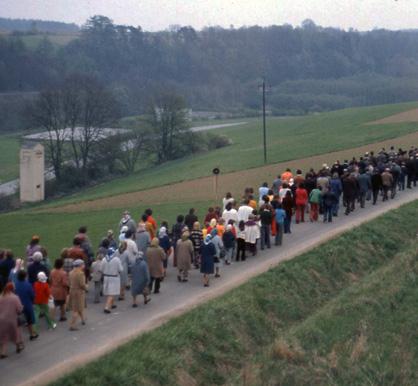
[200,235,216,287]
[68,259,87,330]
[101,248,123,313]
[175,231,194,282]
[33,272,56,333]
[119,211,136,234]
[146,238,166,294]
[25,235,42,265]
[130,252,151,308]
[210,228,224,278]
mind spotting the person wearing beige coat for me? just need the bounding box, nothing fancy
[175,232,194,282]
[68,260,87,331]
[146,238,166,294]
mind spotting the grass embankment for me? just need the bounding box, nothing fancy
[51,199,418,386]
[33,101,418,208]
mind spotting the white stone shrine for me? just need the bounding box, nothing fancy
[20,143,45,202]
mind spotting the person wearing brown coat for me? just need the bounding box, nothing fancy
[175,231,194,282]
[68,260,87,331]
[381,168,394,201]
[50,258,69,322]
[146,238,166,294]
[0,283,24,358]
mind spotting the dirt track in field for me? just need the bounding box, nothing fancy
[43,131,418,214]
[368,108,418,125]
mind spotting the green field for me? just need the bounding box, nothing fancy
[50,198,418,386]
[2,102,418,258]
[36,101,418,209]
[0,134,20,183]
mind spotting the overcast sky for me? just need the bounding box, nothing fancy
[1,0,417,31]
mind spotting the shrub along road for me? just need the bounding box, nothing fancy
[4,188,418,386]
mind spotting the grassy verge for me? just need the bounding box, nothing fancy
[51,199,418,386]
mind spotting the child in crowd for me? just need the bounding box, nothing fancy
[33,271,56,332]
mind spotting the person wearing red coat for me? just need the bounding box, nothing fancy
[295,183,308,223]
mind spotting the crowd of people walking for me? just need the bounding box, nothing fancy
[0,145,417,358]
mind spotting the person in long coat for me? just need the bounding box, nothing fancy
[146,238,166,294]
[136,223,151,259]
[114,241,129,301]
[175,231,194,282]
[101,248,123,313]
[68,260,87,331]
[14,270,38,340]
[131,253,151,307]
[50,258,69,322]
[200,235,216,287]
[0,282,24,358]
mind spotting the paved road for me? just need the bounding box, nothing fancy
[2,187,418,386]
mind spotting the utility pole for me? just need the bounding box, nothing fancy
[259,78,269,164]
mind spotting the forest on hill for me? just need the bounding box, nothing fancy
[2,16,418,131]
[0,17,79,33]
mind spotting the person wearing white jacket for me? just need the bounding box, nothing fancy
[244,214,260,256]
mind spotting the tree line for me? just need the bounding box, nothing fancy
[2,16,418,130]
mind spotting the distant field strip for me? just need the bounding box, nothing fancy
[43,130,418,213]
[368,108,418,125]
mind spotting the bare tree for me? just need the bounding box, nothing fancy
[118,127,151,173]
[28,90,68,180]
[64,75,119,173]
[148,92,191,163]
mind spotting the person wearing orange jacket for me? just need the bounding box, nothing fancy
[295,183,308,224]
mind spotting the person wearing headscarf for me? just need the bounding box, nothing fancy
[119,225,129,242]
[130,252,151,308]
[14,270,38,340]
[200,235,216,287]
[158,226,171,277]
[68,259,87,330]
[175,231,194,282]
[146,238,166,294]
[101,248,123,313]
[33,271,56,333]
[0,282,24,358]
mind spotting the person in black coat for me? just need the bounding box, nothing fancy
[371,169,383,205]
[342,173,358,215]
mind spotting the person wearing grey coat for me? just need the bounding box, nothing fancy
[131,254,151,307]
[357,171,371,208]
[135,224,151,259]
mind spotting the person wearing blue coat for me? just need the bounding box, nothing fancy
[200,235,216,287]
[14,270,38,340]
[130,253,151,307]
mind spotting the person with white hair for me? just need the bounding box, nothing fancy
[27,251,49,285]
[101,248,123,313]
